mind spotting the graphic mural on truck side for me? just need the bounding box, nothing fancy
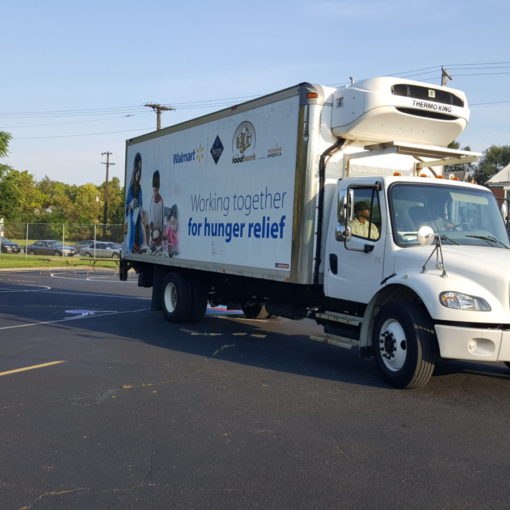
[123,95,298,271]
[124,153,180,257]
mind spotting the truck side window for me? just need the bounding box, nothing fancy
[350,189,381,241]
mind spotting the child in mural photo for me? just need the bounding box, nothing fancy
[163,204,179,257]
[125,152,146,253]
[149,170,164,251]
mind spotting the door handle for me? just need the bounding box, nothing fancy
[329,254,338,274]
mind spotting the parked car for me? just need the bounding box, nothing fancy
[72,240,96,253]
[80,242,122,258]
[26,240,77,257]
[1,237,21,254]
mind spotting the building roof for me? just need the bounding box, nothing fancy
[487,163,510,185]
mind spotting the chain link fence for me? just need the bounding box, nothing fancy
[1,222,124,254]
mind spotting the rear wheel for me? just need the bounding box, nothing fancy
[83,252,91,257]
[505,362,510,370]
[162,272,192,322]
[373,302,437,389]
[242,303,271,319]
[162,271,209,323]
[112,252,120,258]
[28,250,35,255]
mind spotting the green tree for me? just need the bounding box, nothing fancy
[473,145,510,186]
[0,131,11,158]
[100,176,124,224]
[0,132,13,182]
[36,177,75,223]
[0,169,42,222]
[74,183,102,224]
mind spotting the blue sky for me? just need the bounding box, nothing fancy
[2,0,510,185]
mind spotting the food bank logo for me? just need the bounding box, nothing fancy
[232,121,256,164]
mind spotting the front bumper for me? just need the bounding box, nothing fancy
[435,324,510,362]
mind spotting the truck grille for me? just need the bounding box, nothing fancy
[391,84,464,107]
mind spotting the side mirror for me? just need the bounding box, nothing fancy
[501,202,508,222]
[335,224,352,242]
[417,225,435,246]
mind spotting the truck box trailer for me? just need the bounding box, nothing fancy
[120,76,510,388]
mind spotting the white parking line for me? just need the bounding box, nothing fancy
[50,271,137,284]
[0,284,51,293]
[0,308,150,330]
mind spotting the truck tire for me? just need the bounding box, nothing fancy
[242,303,271,319]
[161,272,193,322]
[373,302,437,389]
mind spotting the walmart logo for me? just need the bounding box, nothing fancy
[172,144,205,165]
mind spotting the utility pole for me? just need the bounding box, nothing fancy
[144,103,175,130]
[101,152,115,237]
[441,66,452,86]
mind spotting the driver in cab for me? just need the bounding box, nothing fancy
[351,201,380,240]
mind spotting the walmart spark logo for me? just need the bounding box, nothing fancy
[196,144,205,163]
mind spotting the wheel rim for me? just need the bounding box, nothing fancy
[378,318,407,372]
[163,282,178,314]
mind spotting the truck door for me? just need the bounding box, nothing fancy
[324,183,386,304]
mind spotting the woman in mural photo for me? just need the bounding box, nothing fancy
[149,170,164,251]
[125,152,146,253]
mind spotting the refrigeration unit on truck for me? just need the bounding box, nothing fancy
[120,76,510,388]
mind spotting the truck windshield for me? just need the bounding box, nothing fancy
[389,183,510,248]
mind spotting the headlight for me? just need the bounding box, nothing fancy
[440,291,491,311]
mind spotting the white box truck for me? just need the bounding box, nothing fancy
[120,76,510,388]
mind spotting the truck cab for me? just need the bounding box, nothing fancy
[322,144,510,388]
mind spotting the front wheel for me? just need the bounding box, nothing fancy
[373,302,437,389]
[54,250,61,256]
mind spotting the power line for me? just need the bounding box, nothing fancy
[3,112,149,129]
[4,59,510,140]
[3,59,510,120]
[471,99,510,106]
[14,126,153,140]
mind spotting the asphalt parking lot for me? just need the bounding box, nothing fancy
[1,269,510,509]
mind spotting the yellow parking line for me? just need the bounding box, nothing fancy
[0,360,66,377]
